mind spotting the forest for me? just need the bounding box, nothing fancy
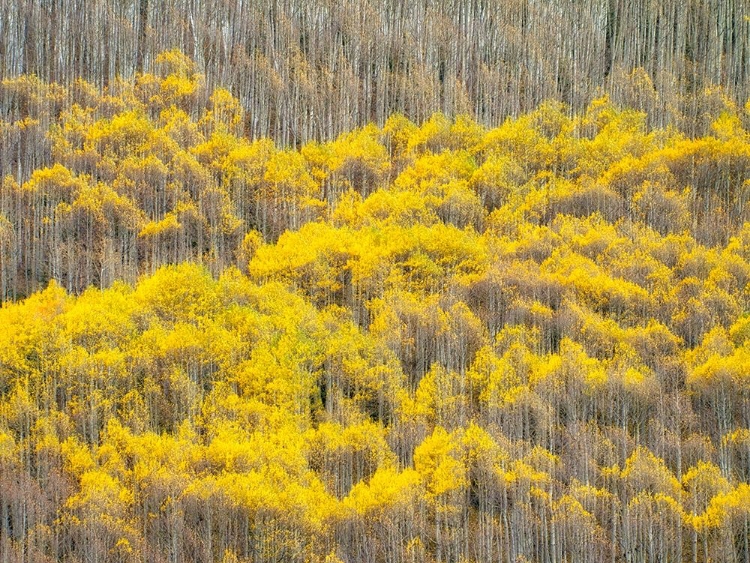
[1,0,749,143]
[1,1,750,562]
[0,49,749,562]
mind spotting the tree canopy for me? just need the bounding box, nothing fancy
[1,55,750,563]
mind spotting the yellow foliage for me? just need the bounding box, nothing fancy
[414,427,467,501]
[344,466,421,516]
[2,57,750,563]
[621,447,681,499]
[61,436,96,477]
[0,431,16,463]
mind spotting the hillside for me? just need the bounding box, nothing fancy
[1,60,750,562]
[1,0,749,144]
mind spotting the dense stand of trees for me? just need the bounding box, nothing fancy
[1,0,748,144]
[1,63,750,562]
[1,62,750,300]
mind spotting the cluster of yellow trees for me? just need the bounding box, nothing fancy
[3,0,747,143]
[1,54,750,562]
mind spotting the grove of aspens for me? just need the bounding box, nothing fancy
[0,1,749,562]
